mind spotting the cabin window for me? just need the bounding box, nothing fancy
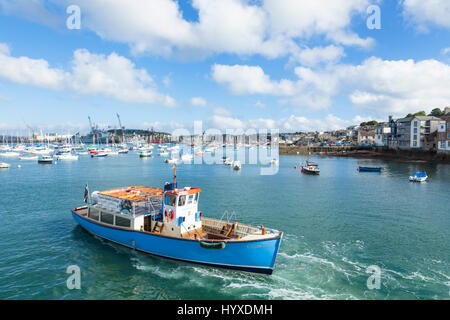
[187,195,194,205]
[194,193,199,202]
[89,209,100,221]
[165,194,176,206]
[115,215,131,228]
[178,195,186,207]
[100,212,114,225]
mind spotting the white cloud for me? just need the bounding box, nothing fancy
[441,47,450,56]
[254,101,265,108]
[9,0,373,60]
[212,64,296,95]
[212,57,450,116]
[402,0,450,30]
[0,44,67,90]
[0,44,175,106]
[0,42,10,55]
[190,97,207,107]
[294,45,345,67]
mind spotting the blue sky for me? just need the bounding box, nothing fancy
[0,0,449,134]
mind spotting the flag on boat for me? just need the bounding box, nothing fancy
[84,183,89,203]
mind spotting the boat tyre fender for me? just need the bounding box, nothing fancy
[200,241,226,249]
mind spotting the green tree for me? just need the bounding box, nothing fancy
[428,108,444,117]
[360,120,378,126]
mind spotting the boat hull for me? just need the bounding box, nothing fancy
[72,211,282,274]
[358,167,382,172]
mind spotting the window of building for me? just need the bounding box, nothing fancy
[414,128,417,133]
[413,141,417,147]
[100,212,114,224]
[414,121,418,127]
[414,135,417,141]
[115,215,131,228]
[447,132,450,139]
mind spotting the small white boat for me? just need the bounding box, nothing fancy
[19,154,39,160]
[165,158,179,164]
[117,149,129,154]
[38,155,53,164]
[0,161,10,168]
[409,171,428,182]
[233,161,242,170]
[159,151,169,157]
[0,151,20,157]
[224,158,233,166]
[55,153,79,161]
[139,150,153,158]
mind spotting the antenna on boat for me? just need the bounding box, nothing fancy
[172,164,177,189]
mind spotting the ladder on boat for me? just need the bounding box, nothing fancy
[152,221,164,234]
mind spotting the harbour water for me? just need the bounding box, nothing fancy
[0,150,449,299]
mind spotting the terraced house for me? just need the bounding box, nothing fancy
[391,116,443,150]
[437,108,450,153]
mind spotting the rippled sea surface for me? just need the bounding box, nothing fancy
[0,148,449,299]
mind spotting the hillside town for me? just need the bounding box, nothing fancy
[279,107,450,155]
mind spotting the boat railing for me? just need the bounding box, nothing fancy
[202,217,262,238]
[220,210,237,224]
[133,196,163,217]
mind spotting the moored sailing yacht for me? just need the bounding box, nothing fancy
[71,167,283,274]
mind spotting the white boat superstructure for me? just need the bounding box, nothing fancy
[19,154,39,160]
[0,151,20,157]
[0,161,10,168]
[54,153,79,160]
[165,158,179,164]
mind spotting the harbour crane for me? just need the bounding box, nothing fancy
[116,113,124,130]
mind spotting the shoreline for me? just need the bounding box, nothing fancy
[279,145,450,164]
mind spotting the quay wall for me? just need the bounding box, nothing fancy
[279,145,450,164]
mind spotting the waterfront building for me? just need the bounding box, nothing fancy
[437,107,450,153]
[391,116,443,150]
[357,128,375,146]
[374,122,391,147]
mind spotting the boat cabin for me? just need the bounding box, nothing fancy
[85,185,204,239]
[162,187,202,237]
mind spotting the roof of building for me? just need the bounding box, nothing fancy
[397,116,442,122]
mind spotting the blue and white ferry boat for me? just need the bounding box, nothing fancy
[72,169,283,274]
